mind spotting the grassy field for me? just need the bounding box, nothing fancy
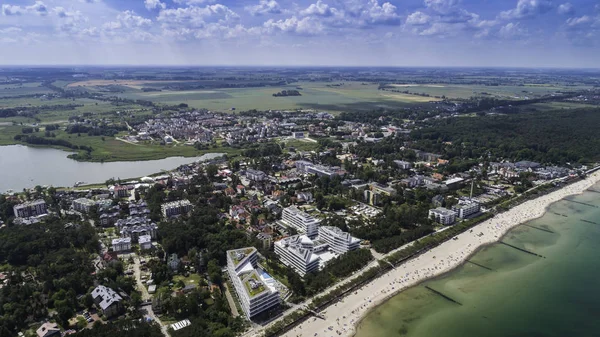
[67,80,442,112]
[0,125,243,162]
[386,83,592,100]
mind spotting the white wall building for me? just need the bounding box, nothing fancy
[226,247,280,318]
[138,234,152,250]
[452,201,480,219]
[72,198,96,213]
[13,200,47,218]
[161,200,193,218]
[281,206,320,238]
[112,237,131,252]
[318,226,361,254]
[274,235,320,277]
[428,207,456,225]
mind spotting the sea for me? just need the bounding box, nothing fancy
[355,182,600,337]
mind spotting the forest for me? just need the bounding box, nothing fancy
[411,108,600,164]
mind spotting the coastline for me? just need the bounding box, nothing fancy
[281,171,600,337]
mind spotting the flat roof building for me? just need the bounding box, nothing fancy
[318,226,361,254]
[281,206,320,238]
[452,200,480,219]
[428,207,456,225]
[274,235,320,277]
[13,199,47,219]
[161,200,193,218]
[226,247,280,318]
[72,198,96,213]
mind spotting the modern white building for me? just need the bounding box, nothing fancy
[91,285,123,318]
[161,200,193,218]
[318,226,361,254]
[428,207,456,225]
[226,247,280,318]
[138,235,152,250]
[274,235,321,276]
[72,198,96,213]
[394,160,413,170]
[13,199,48,219]
[281,206,320,238]
[245,169,267,182]
[111,237,131,252]
[452,201,480,219]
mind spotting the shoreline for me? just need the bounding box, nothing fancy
[281,171,600,337]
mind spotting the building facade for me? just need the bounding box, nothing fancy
[318,226,361,254]
[111,237,131,252]
[452,201,480,219]
[428,207,456,225]
[91,285,123,318]
[274,235,320,276]
[72,198,96,213]
[226,247,280,318]
[161,200,193,218]
[281,206,320,238]
[13,200,47,218]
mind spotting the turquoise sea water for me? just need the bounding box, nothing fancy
[355,184,600,337]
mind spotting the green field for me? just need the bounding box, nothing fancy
[69,81,442,112]
[385,83,591,100]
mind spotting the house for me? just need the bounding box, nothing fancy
[168,253,180,271]
[112,237,131,252]
[91,285,123,318]
[139,234,152,250]
[36,322,60,337]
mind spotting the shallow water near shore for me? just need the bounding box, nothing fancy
[355,184,600,337]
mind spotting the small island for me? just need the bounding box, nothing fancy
[273,90,301,97]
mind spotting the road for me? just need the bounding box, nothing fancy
[133,256,170,337]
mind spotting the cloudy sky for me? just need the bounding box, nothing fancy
[1,0,599,67]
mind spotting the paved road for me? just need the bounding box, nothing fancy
[133,256,169,337]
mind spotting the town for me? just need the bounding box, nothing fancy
[0,102,594,337]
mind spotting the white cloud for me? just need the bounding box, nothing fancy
[565,15,592,27]
[245,0,282,16]
[145,0,166,11]
[264,16,323,35]
[300,0,334,17]
[2,1,48,16]
[406,11,431,25]
[498,22,528,38]
[424,0,460,14]
[103,10,152,30]
[499,0,553,20]
[173,0,216,5]
[557,3,574,15]
[157,4,239,28]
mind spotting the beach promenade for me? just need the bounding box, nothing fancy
[280,171,600,337]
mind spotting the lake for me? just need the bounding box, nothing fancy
[355,184,600,337]
[0,145,224,192]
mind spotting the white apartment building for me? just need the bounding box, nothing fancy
[428,207,456,225]
[226,247,280,318]
[281,206,320,238]
[72,198,96,213]
[13,200,47,218]
[161,200,193,218]
[394,160,413,170]
[318,226,361,254]
[112,237,131,252]
[274,235,320,276]
[452,201,480,219]
[138,235,152,250]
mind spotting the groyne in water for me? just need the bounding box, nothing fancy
[466,260,494,271]
[562,198,599,208]
[522,224,555,234]
[424,286,462,305]
[499,241,545,258]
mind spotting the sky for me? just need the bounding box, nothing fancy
[0,0,599,67]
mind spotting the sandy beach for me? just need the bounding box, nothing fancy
[280,171,600,337]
